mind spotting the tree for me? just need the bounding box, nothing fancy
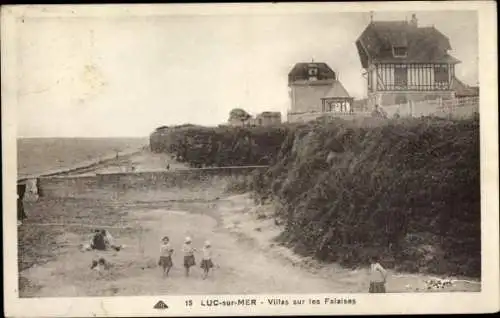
[229,108,252,124]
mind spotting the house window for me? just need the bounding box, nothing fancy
[393,46,408,58]
[434,65,449,85]
[394,65,408,88]
[308,67,318,80]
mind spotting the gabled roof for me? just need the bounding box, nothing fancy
[356,20,460,68]
[288,62,336,84]
[321,80,351,99]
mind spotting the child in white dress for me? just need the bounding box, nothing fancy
[368,255,388,293]
[200,241,214,279]
[182,237,197,277]
[158,236,174,277]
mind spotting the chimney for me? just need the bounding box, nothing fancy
[410,13,418,27]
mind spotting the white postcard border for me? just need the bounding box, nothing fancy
[2,1,498,316]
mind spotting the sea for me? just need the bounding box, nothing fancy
[17,137,148,179]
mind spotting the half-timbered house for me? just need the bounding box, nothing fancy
[356,14,461,109]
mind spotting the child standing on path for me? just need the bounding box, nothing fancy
[200,241,214,280]
[182,237,197,277]
[158,236,174,277]
[368,255,388,293]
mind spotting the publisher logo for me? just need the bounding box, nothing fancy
[154,300,169,310]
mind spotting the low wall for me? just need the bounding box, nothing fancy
[287,111,372,123]
[37,166,267,202]
[382,96,479,119]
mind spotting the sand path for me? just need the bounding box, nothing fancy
[19,150,481,296]
[21,197,363,297]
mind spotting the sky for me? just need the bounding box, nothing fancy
[15,9,478,137]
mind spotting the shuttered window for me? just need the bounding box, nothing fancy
[394,65,408,87]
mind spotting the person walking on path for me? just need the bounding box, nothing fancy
[182,237,197,277]
[200,241,214,280]
[158,236,174,277]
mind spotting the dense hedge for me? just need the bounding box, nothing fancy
[149,124,293,167]
[252,116,480,277]
[150,116,480,277]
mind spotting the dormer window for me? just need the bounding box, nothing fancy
[393,46,408,58]
[308,66,318,80]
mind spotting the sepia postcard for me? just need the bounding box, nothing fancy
[2,2,499,317]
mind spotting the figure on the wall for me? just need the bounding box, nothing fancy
[17,183,27,226]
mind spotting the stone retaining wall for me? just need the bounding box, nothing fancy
[36,166,267,201]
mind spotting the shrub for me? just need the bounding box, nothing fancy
[150,116,480,277]
[254,116,480,277]
[149,124,293,167]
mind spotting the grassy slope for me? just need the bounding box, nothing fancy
[253,116,480,277]
[148,116,480,277]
